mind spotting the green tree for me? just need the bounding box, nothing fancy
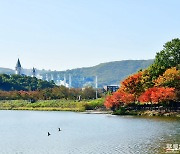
[82,87,96,99]
[0,76,2,85]
[0,74,55,91]
[149,38,180,79]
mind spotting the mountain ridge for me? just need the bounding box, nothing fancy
[0,59,154,87]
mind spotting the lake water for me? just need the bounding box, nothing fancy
[0,110,179,154]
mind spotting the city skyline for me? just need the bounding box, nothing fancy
[0,0,180,71]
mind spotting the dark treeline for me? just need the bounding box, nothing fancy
[0,74,55,91]
[0,86,101,101]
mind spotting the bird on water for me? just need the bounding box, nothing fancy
[58,128,62,131]
[48,132,51,136]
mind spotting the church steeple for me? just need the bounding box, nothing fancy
[15,58,22,75]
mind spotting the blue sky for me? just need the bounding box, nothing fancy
[0,0,179,71]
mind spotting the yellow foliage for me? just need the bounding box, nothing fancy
[154,67,180,89]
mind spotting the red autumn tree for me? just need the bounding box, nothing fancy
[138,87,156,104]
[104,95,115,110]
[138,87,176,104]
[104,90,135,110]
[117,90,135,105]
[152,87,176,103]
[120,71,144,100]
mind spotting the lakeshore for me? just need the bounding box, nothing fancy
[0,99,179,118]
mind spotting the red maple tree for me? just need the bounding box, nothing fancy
[120,72,143,100]
[138,87,176,104]
[104,90,135,110]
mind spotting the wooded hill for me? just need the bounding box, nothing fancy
[0,74,55,91]
[0,59,153,88]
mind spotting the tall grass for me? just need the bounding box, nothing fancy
[84,98,105,110]
[0,98,105,112]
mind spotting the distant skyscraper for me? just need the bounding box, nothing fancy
[15,58,22,75]
[69,74,72,88]
[46,74,49,81]
[32,67,36,77]
[64,74,66,86]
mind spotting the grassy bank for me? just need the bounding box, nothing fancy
[0,98,105,112]
[1,99,179,117]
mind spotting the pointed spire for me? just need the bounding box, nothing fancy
[15,58,22,75]
[16,58,21,68]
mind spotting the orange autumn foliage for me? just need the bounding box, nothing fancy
[120,72,143,99]
[104,90,135,109]
[138,87,176,104]
[104,95,114,109]
[154,67,180,89]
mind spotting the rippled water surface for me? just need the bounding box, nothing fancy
[0,110,179,154]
